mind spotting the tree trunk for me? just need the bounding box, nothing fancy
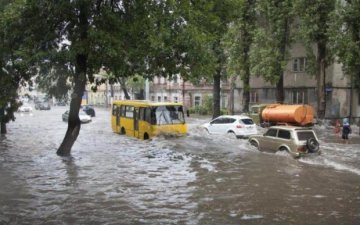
[275,19,288,104]
[212,70,221,119]
[57,56,87,156]
[57,3,88,156]
[317,42,326,119]
[120,77,131,100]
[276,74,284,103]
[242,46,251,113]
[0,107,6,134]
[228,75,236,115]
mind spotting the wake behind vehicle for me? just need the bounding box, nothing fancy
[111,100,187,140]
[203,115,257,138]
[249,126,320,158]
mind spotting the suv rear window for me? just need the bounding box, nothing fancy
[241,119,254,125]
[296,131,316,140]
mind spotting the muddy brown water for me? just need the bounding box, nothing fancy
[0,107,359,224]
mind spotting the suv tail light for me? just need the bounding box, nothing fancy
[297,146,307,153]
[236,124,243,128]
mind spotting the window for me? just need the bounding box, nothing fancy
[225,118,236,124]
[174,96,178,103]
[297,131,315,140]
[139,107,145,120]
[164,96,168,102]
[241,119,254,125]
[194,96,201,106]
[157,96,161,102]
[211,118,226,124]
[292,57,306,72]
[278,130,291,139]
[173,75,178,84]
[145,108,152,123]
[125,106,134,118]
[112,105,118,116]
[264,129,277,137]
[292,90,307,104]
[151,96,155,101]
[250,91,258,103]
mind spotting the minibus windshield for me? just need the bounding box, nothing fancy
[152,105,185,125]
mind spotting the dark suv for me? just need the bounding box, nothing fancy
[82,105,95,117]
[248,126,320,158]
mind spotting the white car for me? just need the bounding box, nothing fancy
[203,115,258,138]
[62,110,92,123]
[18,104,33,112]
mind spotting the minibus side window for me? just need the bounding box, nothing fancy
[145,108,152,123]
[120,105,125,117]
[112,105,117,116]
[139,108,145,121]
[125,106,134,118]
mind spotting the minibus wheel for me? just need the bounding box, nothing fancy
[144,133,149,140]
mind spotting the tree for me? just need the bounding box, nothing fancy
[189,0,243,118]
[17,0,213,155]
[251,0,294,103]
[329,0,360,118]
[17,0,163,155]
[295,0,336,118]
[0,0,35,134]
[224,0,256,113]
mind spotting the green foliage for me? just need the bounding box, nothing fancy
[328,0,360,86]
[126,74,145,92]
[189,95,214,115]
[250,0,294,85]
[224,0,256,79]
[0,0,35,128]
[294,0,336,75]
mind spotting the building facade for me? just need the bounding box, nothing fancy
[85,43,359,120]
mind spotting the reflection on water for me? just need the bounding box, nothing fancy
[1,107,359,224]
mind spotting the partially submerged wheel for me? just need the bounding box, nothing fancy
[144,133,149,140]
[227,131,237,139]
[307,138,319,153]
[250,140,259,150]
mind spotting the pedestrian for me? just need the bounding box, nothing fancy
[342,118,352,144]
[334,119,341,137]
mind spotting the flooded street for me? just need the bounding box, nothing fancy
[1,107,359,225]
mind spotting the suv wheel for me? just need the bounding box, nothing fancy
[250,140,259,150]
[227,131,237,139]
[307,138,319,153]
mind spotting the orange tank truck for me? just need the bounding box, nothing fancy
[261,104,315,126]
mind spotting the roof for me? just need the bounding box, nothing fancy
[217,115,252,119]
[268,125,314,131]
[112,100,184,107]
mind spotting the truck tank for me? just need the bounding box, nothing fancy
[261,104,314,126]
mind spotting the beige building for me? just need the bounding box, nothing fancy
[85,43,359,120]
[149,43,360,120]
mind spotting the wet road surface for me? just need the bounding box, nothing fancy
[0,106,359,224]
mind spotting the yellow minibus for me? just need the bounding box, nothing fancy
[111,100,188,139]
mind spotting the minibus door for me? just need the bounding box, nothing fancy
[134,108,139,138]
[116,107,121,133]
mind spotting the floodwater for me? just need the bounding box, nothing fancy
[0,107,359,225]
